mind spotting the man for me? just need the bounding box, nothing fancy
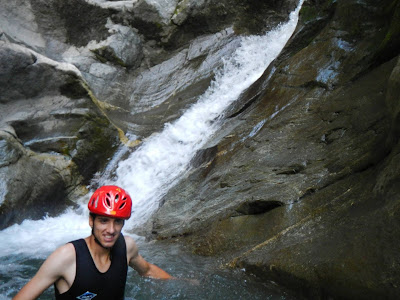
[13,185,172,300]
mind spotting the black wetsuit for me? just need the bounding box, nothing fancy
[55,234,127,300]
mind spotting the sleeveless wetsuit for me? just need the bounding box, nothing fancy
[55,234,127,300]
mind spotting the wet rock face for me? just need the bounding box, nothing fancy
[150,0,400,298]
[0,42,119,229]
[0,129,69,229]
[111,0,297,48]
[1,0,296,137]
[161,0,298,48]
[0,0,297,226]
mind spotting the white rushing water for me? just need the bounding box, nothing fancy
[0,0,303,257]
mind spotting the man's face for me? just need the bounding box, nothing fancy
[90,215,125,249]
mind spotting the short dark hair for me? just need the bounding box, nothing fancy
[89,213,125,223]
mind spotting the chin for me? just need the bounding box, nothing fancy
[102,238,117,247]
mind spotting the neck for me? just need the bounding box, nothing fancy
[86,235,112,259]
[85,236,113,273]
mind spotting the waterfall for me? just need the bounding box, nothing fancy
[0,0,304,256]
[111,1,304,228]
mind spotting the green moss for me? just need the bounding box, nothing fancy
[299,6,319,23]
[382,0,399,15]
[80,81,131,145]
[59,78,89,99]
[382,2,400,44]
[374,0,400,63]
[299,0,336,24]
[71,115,118,182]
[382,31,393,47]
[91,47,127,68]
[173,5,182,16]
[91,50,108,64]
[60,141,71,157]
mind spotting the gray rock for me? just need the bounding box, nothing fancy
[1,0,297,140]
[0,129,73,229]
[0,40,120,228]
[0,0,47,52]
[134,0,180,25]
[0,126,23,168]
[90,24,143,69]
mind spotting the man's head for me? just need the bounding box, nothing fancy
[88,185,132,219]
[88,185,132,249]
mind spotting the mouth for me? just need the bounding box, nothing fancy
[103,235,116,243]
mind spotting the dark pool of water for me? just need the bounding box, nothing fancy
[0,239,299,300]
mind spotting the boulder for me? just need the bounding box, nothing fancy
[0,128,72,229]
[0,41,120,228]
[90,24,143,69]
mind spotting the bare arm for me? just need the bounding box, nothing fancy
[12,243,75,300]
[125,236,172,280]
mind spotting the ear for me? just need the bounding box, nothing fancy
[89,215,94,228]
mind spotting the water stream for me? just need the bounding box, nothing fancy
[0,1,303,299]
[108,1,303,229]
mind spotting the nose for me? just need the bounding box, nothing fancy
[106,221,116,234]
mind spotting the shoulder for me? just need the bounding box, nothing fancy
[55,241,76,256]
[124,235,139,260]
[47,242,76,267]
[11,243,76,299]
[30,242,76,284]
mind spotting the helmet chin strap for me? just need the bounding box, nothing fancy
[90,214,112,250]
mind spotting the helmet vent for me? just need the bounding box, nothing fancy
[105,193,112,208]
[115,194,119,202]
[119,202,126,210]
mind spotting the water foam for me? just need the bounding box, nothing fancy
[0,208,89,258]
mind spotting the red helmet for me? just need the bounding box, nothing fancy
[88,185,132,219]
